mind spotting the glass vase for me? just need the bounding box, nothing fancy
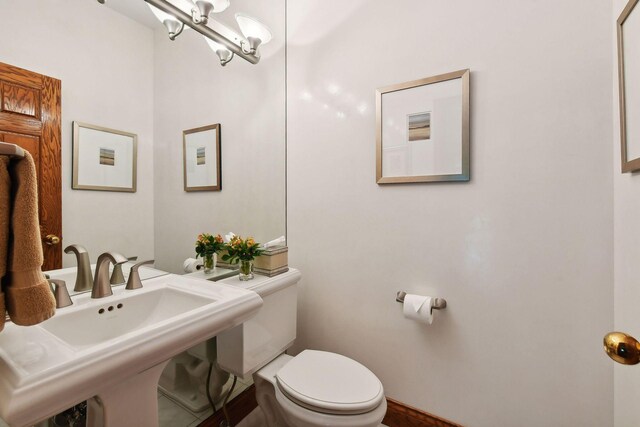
[239,259,254,281]
[203,253,216,274]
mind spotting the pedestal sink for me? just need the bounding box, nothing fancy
[0,274,263,427]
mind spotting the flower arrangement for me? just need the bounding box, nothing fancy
[195,233,225,257]
[222,235,264,281]
[195,233,225,273]
[222,235,264,263]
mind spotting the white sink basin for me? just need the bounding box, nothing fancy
[41,287,215,351]
[0,274,263,427]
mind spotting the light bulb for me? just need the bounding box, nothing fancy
[146,1,193,40]
[235,13,272,53]
[204,37,234,66]
[147,4,174,23]
[147,0,193,22]
[202,0,230,13]
[191,0,230,24]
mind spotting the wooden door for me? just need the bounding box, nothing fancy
[0,62,61,270]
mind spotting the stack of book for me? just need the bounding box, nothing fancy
[254,245,289,277]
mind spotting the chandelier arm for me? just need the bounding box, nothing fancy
[143,0,260,65]
[191,8,204,24]
[165,20,185,40]
[220,52,234,66]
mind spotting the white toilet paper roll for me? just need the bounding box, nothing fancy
[183,257,203,273]
[402,294,434,324]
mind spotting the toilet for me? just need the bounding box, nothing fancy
[217,269,387,427]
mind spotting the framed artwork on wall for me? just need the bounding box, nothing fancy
[183,123,221,192]
[72,121,137,192]
[617,0,640,173]
[376,69,470,184]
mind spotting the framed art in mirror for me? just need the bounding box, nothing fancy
[72,121,137,192]
[618,0,640,173]
[183,124,221,192]
[376,69,470,184]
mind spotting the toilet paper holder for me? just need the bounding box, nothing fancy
[396,291,447,310]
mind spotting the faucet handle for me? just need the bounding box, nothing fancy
[49,279,73,308]
[126,260,154,290]
[110,255,137,284]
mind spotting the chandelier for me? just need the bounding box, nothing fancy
[97,0,272,66]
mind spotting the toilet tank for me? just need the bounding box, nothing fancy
[217,269,301,377]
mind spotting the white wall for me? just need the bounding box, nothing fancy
[287,1,614,426]
[612,0,640,426]
[0,0,155,266]
[153,1,286,274]
[0,1,620,425]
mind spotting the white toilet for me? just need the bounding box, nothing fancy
[217,269,387,427]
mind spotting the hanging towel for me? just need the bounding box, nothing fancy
[5,152,55,326]
[0,156,10,332]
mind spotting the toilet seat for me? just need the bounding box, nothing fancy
[275,350,384,415]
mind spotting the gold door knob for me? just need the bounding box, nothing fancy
[604,332,640,365]
[44,234,61,246]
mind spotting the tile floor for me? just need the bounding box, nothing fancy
[159,375,253,427]
[233,409,388,427]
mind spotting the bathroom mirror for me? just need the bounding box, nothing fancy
[618,0,640,172]
[0,0,286,273]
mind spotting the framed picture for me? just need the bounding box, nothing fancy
[183,124,221,192]
[617,0,640,172]
[376,69,470,184]
[72,121,137,192]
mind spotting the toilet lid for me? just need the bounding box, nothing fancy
[275,350,384,415]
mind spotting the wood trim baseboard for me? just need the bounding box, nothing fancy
[383,397,463,427]
[198,384,258,427]
[197,386,463,427]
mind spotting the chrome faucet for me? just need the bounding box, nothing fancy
[92,252,127,299]
[64,244,93,292]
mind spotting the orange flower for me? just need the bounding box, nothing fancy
[215,234,223,243]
